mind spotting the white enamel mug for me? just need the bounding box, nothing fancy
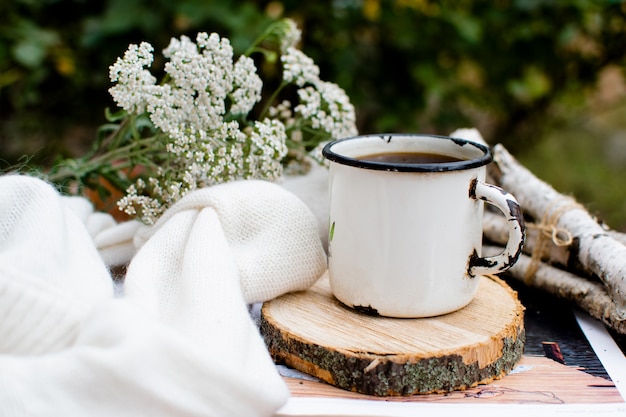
[322,134,525,318]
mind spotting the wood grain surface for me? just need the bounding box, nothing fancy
[282,355,622,404]
[260,273,526,396]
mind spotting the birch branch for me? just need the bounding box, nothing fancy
[483,210,589,275]
[483,210,571,270]
[485,245,626,334]
[484,210,626,270]
[492,144,626,317]
[608,229,626,246]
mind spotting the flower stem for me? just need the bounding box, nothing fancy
[258,81,287,120]
[45,135,164,186]
[244,22,278,56]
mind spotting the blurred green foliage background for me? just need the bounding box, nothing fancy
[2,0,626,229]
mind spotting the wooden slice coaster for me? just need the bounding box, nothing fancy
[260,272,525,396]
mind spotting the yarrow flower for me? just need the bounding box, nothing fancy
[281,47,320,87]
[279,19,302,52]
[230,56,263,115]
[272,48,357,170]
[108,42,156,114]
[296,81,358,140]
[43,18,358,225]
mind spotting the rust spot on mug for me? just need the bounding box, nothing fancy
[508,198,524,222]
[353,304,380,316]
[451,137,472,147]
[468,177,478,198]
[468,248,496,277]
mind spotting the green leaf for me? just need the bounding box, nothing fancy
[105,107,128,122]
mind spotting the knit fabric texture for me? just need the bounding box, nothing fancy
[0,176,114,355]
[0,174,327,417]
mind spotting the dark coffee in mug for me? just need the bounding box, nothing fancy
[359,152,464,164]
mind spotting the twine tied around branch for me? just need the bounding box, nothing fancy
[523,198,581,283]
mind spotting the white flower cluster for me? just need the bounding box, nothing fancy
[282,47,320,87]
[111,32,281,224]
[109,42,156,114]
[273,47,357,166]
[108,19,357,224]
[296,81,358,140]
[279,19,302,52]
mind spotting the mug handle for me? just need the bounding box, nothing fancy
[468,178,526,277]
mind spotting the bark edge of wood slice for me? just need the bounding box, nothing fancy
[260,272,525,397]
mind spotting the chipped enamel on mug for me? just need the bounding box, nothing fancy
[322,134,525,318]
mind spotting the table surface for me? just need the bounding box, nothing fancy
[507,278,626,380]
[271,275,626,412]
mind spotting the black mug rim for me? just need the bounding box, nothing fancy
[322,134,492,172]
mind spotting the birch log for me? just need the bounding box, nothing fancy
[608,229,626,247]
[483,210,571,270]
[492,144,626,317]
[483,210,626,276]
[485,245,626,334]
[484,210,626,260]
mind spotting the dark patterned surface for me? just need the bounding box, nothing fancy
[506,278,624,381]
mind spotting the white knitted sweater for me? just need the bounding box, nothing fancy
[0,174,327,417]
